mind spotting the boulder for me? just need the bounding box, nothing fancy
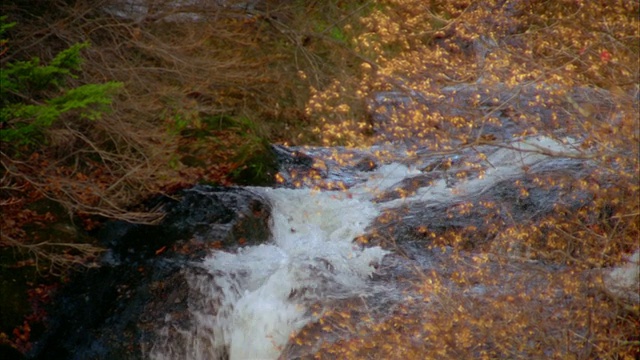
[29,186,271,360]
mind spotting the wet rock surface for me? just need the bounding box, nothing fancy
[369,157,595,248]
[100,186,272,264]
[28,186,271,360]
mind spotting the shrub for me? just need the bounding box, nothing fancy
[1,19,121,147]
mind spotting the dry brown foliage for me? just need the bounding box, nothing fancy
[289,0,639,358]
[1,1,367,270]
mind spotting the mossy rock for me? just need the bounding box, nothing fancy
[230,144,279,186]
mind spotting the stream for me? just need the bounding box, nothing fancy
[148,136,587,359]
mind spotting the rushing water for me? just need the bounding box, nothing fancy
[149,136,584,360]
[149,186,392,359]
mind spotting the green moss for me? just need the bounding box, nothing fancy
[228,116,278,186]
[229,145,278,186]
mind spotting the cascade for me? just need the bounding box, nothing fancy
[150,136,582,359]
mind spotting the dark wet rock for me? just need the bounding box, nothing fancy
[353,156,378,172]
[272,144,314,168]
[272,144,325,188]
[374,172,445,202]
[28,185,272,360]
[274,145,380,189]
[229,142,279,186]
[98,185,271,264]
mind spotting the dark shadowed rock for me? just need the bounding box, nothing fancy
[28,186,271,360]
[98,185,271,264]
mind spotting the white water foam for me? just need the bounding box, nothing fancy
[150,186,389,360]
[397,136,581,206]
[222,188,388,359]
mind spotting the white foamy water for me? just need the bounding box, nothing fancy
[150,136,579,360]
[150,187,389,360]
[395,136,581,206]
[221,188,388,359]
